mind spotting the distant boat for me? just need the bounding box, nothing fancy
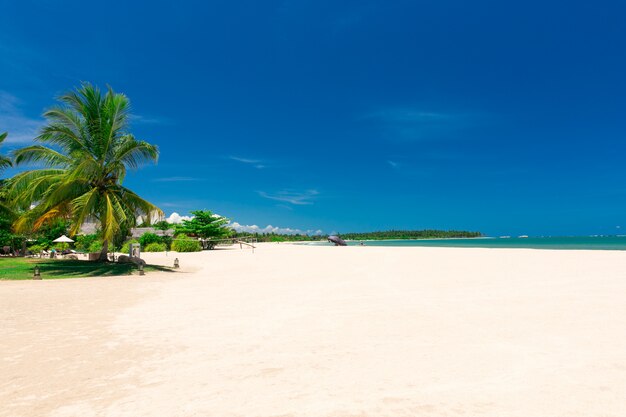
[499,236,511,238]
[518,235,529,238]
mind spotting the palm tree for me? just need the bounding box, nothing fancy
[0,132,14,216]
[0,132,12,172]
[9,83,162,260]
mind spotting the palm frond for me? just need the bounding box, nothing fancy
[6,169,66,209]
[113,135,159,170]
[118,186,163,221]
[13,145,71,167]
[69,188,99,236]
[0,132,12,172]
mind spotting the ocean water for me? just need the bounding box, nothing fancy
[311,236,626,251]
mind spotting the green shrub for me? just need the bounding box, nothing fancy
[120,239,139,254]
[171,234,201,252]
[28,244,47,253]
[75,234,100,252]
[88,240,104,253]
[139,232,161,247]
[160,235,173,250]
[144,242,167,252]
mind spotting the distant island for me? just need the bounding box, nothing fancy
[233,229,483,243]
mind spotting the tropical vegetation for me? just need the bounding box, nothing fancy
[340,230,483,241]
[144,242,167,252]
[6,83,162,260]
[174,210,231,249]
[232,229,482,242]
[0,132,14,218]
[170,233,202,252]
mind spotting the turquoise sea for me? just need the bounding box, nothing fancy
[311,236,626,250]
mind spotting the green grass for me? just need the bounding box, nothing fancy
[0,257,174,280]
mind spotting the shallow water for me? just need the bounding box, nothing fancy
[310,236,626,250]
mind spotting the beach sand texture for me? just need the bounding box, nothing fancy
[1,244,626,416]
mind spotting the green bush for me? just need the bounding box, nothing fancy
[144,242,167,252]
[171,234,201,252]
[160,235,173,250]
[88,240,104,253]
[139,232,161,247]
[75,234,100,252]
[120,239,139,254]
[28,244,47,253]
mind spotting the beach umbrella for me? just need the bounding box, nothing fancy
[52,235,74,243]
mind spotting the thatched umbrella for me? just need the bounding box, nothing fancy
[328,235,347,246]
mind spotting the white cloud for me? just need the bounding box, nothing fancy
[0,91,44,144]
[164,212,322,235]
[166,212,193,224]
[387,160,399,168]
[154,176,202,182]
[229,156,265,169]
[230,222,323,236]
[258,189,319,205]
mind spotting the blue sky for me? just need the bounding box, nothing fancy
[1,0,625,236]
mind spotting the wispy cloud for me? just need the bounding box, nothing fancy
[366,108,477,142]
[228,156,265,169]
[387,160,399,168]
[153,176,204,182]
[129,114,172,125]
[258,189,319,205]
[372,109,451,122]
[230,221,323,236]
[0,91,44,144]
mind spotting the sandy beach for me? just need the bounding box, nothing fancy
[2,244,626,416]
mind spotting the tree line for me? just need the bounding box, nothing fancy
[340,230,482,241]
[232,229,482,242]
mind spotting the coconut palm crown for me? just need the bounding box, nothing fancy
[9,83,162,258]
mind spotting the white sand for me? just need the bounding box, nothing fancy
[2,244,626,416]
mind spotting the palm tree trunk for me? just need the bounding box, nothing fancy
[98,239,109,262]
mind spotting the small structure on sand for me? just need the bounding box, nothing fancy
[328,235,347,246]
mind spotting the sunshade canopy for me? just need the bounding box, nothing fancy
[52,235,74,243]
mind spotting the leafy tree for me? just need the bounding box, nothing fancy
[8,83,162,261]
[0,215,15,248]
[153,220,172,231]
[32,219,70,248]
[139,232,161,247]
[75,234,101,252]
[175,210,231,249]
